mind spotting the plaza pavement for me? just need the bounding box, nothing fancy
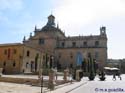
[50,74,125,93]
[0,74,125,93]
[70,75,125,93]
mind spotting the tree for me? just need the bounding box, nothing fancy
[88,54,95,80]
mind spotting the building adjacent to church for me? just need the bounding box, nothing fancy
[0,43,43,74]
[23,14,108,70]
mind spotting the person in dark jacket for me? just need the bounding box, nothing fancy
[112,74,116,81]
[117,71,122,80]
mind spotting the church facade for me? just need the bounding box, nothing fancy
[23,14,108,70]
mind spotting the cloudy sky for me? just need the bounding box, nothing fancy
[0,0,125,59]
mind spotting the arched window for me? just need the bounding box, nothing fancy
[27,50,30,57]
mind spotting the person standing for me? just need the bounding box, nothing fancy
[112,74,116,81]
[117,71,122,80]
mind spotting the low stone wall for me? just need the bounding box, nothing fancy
[0,77,39,85]
[0,76,71,87]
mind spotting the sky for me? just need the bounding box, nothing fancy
[0,0,125,59]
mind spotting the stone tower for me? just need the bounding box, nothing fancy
[100,26,106,36]
[47,14,55,26]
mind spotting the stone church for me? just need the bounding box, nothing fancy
[23,14,107,70]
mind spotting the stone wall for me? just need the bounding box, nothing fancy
[0,77,39,84]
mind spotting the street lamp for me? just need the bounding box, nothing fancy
[40,76,43,93]
[50,55,54,69]
[38,52,43,93]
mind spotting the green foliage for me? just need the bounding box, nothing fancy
[88,72,95,80]
[88,54,95,80]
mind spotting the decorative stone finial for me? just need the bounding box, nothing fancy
[35,25,37,31]
[23,36,26,41]
[57,23,59,29]
[30,32,32,37]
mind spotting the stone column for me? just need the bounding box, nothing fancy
[48,69,55,90]
[76,70,80,81]
[76,70,82,81]
[63,69,69,82]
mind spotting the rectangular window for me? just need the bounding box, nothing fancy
[95,41,99,46]
[88,52,91,58]
[13,49,17,54]
[61,42,65,47]
[4,50,7,55]
[83,41,87,47]
[26,62,29,68]
[27,51,30,57]
[39,38,44,45]
[13,61,16,67]
[70,52,73,59]
[43,55,45,60]
[95,52,99,59]
[8,48,10,59]
[59,52,61,58]
[72,42,76,47]
[3,61,6,66]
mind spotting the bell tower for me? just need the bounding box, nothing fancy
[100,26,106,36]
[47,14,55,26]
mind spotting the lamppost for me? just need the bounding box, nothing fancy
[38,52,43,93]
[48,55,55,90]
[50,55,54,69]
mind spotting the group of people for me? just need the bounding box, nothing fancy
[98,70,122,81]
[112,72,122,81]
